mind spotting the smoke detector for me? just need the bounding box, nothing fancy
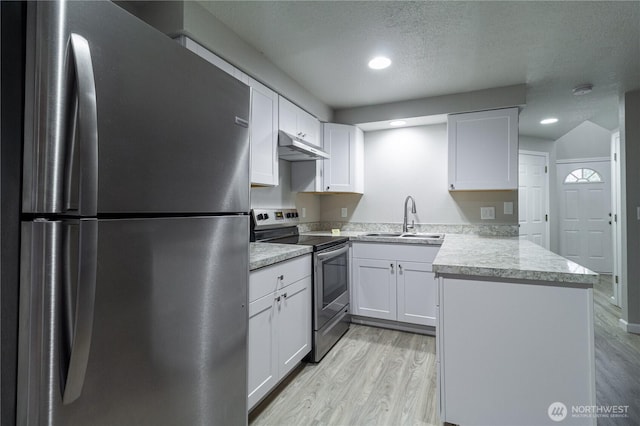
[573,84,593,96]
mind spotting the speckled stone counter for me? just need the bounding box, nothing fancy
[249,243,312,271]
[433,234,598,285]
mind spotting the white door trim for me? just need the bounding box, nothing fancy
[611,132,622,307]
[519,150,550,249]
[556,157,610,164]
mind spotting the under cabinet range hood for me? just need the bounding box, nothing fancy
[278,131,330,161]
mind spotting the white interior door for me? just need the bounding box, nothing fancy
[557,160,612,273]
[611,133,622,306]
[519,151,549,249]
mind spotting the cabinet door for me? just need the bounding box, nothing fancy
[278,96,298,137]
[397,262,436,326]
[250,79,279,186]
[248,293,277,410]
[448,107,518,190]
[323,123,356,192]
[352,258,396,321]
[277,277,312,378]
[297,109,320,147]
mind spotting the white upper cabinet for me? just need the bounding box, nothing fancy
[278,96,320,148]
[291,123,364,194]
[322,123,364,193]
[249,78,279,186]
[448,107,519,191]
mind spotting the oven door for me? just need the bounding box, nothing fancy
[314,242,350,331]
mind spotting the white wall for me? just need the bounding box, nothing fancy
[556,121,612,160]
[250,160,321,223]
[320,124,518,224]
[620,89,640,328]
[520,135,558,253]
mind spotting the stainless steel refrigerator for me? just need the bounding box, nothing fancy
[14,1,250,425]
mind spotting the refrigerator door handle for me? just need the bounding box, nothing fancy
[62,219,98,404]
[68,34,98,216]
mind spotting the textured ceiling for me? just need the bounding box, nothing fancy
[199,1,640,140]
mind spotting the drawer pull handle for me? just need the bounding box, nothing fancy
[278,275,284,280]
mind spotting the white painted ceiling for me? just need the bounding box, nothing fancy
[199,1,640,140]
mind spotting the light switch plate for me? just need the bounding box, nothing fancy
[341,207,348,218]
[481,207,496,220]
[301,207,306,218]
[504,202,513,215]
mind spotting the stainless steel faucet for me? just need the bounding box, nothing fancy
[403,195,417,233]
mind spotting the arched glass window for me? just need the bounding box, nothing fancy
[563,168,603,184]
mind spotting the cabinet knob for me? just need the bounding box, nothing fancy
[275,295,281,302]
[398,264,403,273]
[450,184,455,190]
[278,275,284,280]
[326,186,330,191]
[390,263,394,273]
[282,292,288,299]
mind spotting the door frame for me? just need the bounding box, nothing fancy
[611,133,623,307]
[518,150,551,250]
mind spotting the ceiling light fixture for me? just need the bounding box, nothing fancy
[368,56,391,70]
[540,118,558,125]
[573,83,593,96]
[389,120,406,127]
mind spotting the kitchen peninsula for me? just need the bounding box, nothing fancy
[433,234,598,426]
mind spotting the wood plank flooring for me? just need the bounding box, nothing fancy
[250,275,640,426]
[593,275,640,425]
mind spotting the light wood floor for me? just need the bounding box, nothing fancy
[250,275,640,426]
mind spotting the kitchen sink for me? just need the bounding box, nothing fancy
[361,232,445,242]
[401,233,444,239]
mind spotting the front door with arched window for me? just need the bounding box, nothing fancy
[557,161,612,273]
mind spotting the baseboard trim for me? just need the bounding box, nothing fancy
[618,318,640,335]
[351,315,435,336]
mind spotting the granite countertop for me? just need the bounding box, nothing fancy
[301,231,443,245]
[433,234,598,286]
[249,242,312,271]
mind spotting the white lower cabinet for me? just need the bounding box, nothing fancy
[248,255,311,411]
[352,243,438,327]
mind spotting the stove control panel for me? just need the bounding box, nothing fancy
[251,208,299,230]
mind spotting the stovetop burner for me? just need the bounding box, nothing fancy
[250,208,348,251]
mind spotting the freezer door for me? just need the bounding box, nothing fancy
[18,216,249,426]
[22,1,250,215]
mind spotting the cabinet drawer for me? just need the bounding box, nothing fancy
[352,242,439,263]
[250,254,311,302]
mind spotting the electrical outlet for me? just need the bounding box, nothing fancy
[341,207,348,218]
[301,207,306,218]
[504,202,513,215]
[481,207,495,220]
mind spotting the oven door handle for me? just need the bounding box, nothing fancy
[316,244,349,261]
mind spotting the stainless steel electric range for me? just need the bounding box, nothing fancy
[251,208,350,362]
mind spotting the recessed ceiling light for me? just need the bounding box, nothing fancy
[368,56,391,70]
[573,83,593,96]
[540,118,558,125]
[389,120,406,127]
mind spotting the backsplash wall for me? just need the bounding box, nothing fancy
[250,159,321,223]
[320,124,518,225]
